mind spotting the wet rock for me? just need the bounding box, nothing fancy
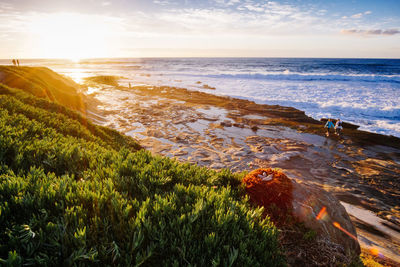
[268,151,301,163]
[220,120,232,127]
[233,150,248,157]
[254,153,270,160]
[145,129,164,138]
[201,116,219,122]
[210,163,225,169]
[191,150,211,159]
[233,122,245,128]
[202,84,216,90]
[173,135,190,144]
[310,168,329,178]
[250,125,259,132]
[172,150,188,156]
[332,162,354,173]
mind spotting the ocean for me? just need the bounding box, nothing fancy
[2,57,400,137]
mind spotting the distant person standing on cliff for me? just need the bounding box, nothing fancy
[324,119,335,137]
[12,59,16,66]
[16,59,20,67]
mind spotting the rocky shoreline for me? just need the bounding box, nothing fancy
[84,80,400,265]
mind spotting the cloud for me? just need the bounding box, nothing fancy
[341,28,400,36]
[350,10,372,19]
[227,0,241,5]
[0,1,14,12]
[153,0,172,5]
[122,1,322,37]
[242,4,264,12]
[212,0,241,7]
[351,13,363,19]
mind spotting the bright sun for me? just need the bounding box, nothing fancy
[28,13,113,60]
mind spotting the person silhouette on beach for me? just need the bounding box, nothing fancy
[17,59,20,67]
[324,119,335,137]
[12,59,16,66]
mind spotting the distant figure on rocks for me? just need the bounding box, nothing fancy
[324,119,335,137]
[12,59,16,66]
[335,119,343,136]
[16,59,20,66]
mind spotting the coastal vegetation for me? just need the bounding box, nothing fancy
[0,66,85,112]
[2,66,396,266]
[0,68,285,265]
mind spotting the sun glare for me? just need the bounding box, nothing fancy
[28,13,113,60]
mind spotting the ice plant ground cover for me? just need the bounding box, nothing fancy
[0,81,284,265]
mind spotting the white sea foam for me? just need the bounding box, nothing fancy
[2,58,399,137]
[125,71,400,137]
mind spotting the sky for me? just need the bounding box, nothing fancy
[0,0,399,59]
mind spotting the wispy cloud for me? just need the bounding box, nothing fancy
[349,10,372,19]
[0,1,12,8]
[126,1,322,36]
[1,0,399,58]
[341,28,400,36]
[153,0,172,6]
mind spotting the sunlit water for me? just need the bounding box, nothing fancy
[1,57,400,137]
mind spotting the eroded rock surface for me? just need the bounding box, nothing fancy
[85,82,400,264]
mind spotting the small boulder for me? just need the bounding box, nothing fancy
[291,180,360,256]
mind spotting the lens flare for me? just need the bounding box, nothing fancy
[316,206,327,220]
[370,247,380,256]
[333,221,358,241]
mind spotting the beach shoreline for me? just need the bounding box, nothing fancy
[2,57,399,138]
[83,79,400,264]
[1,65,399,264]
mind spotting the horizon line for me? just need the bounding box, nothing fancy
[1,56,400,61]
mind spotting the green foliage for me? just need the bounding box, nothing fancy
[0,66,82,110]
[0,72,286,266]
[0,83,141,151]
